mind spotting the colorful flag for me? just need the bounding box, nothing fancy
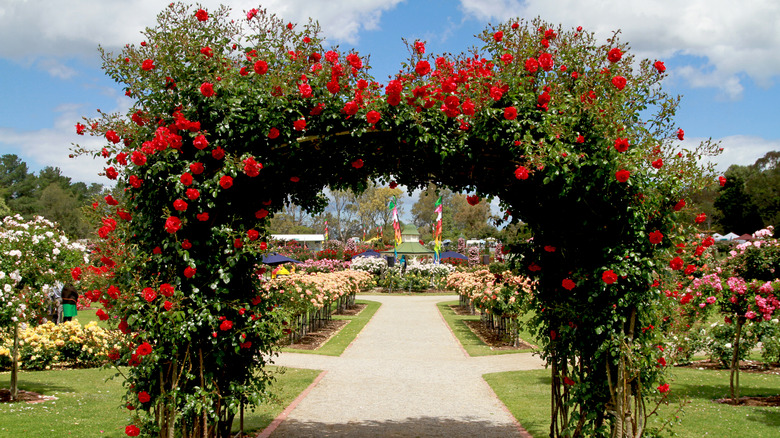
[324,220,329,241]
[434,196,443,262]
[388,196,402,246]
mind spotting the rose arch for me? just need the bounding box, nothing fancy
[73,3,719,437]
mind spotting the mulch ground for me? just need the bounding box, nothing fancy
[0,388,57,404]
[450,305,535,350]
[284,303,367,350]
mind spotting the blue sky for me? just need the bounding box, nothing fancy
[1,0,779,185]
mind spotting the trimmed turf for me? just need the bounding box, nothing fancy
[484,367,780,438]
[437,300,536,356]
[0,365,320,437]
[281,299,381,356]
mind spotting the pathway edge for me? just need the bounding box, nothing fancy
[480,375,535,438]
[255,370,328,438]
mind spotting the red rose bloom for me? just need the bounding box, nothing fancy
[658,383,670,393]
[164,301,173,311]
[255,209,269,219]
[538,53,553,71]
[125,425,140,437]
[293,118,306,131]
[186,188,200,200]
[562,279,576,291]
[75,123,86,135]
[106,130,120,144]
[684,264,697,275]
[694,213,706,224]
[615,169,630,183]
[165,216,182,233]
[200,46,213,58]
[243,156,262,177]
[184,266,196,278]
[649,230,663,244]
[654,61,666,73]
[253,60,268,75]
[71,267,82,281]
[96,308,109,320]
[389,181,398,189]
[138,391,151,403]
[142,287,157,302]
[220,320,233,331]
[268,127,280,139]
[669,256,684,270]
[159,283,174,297]
[718,176,726,186]
[128,175,143,188]
[466,195,480,206]
[189,162,204,174]
[614,138,629,152]
[219,175,233,189]
[173,199,188,211]
[677,128,684,140]
[493,31,504,42]
[415,60,431,76]
[366,110,381,124]
[514,166,529,180]
[414,40,425,54]
[524,57,539,73]
[350,159,364,169]
[234,238,243,249]
[195,8,208,21]
[674,199,686,211]
[260,242,268,250]
[193,134,208,150]
[141,59,155,71]
[200,82,215,97]
[529,262,542,272]
[196,212,209,221]
[607,47,622,63]
[212,147,225,160]
[602,270,618,284]
[247,229,260,241]
[652,158,663,169]
[136,342,152,356]
[180,173,193,186]
[612,76,627,90]
[504,106,518,120]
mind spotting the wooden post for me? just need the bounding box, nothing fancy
[10,321,19,401]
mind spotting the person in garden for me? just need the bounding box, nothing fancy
[47,281,63,324]
[60,283,78,322]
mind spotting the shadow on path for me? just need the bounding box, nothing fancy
[271,416,526,437]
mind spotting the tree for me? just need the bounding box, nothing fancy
[0,154,37,215]
[715,165,763,234]
[355,182,404,231]
[451,194,496,238]
[326,189,358,241]
[38,184,91,238]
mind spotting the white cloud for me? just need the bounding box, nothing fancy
[0,0,404,60]
[36,58,77,79]
[694,135,780,173]
[458,0,780,99]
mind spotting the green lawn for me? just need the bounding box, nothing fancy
[437,300,536,356]
[0,365,320,437]
[485,367,780,438]
[281,299,380,356]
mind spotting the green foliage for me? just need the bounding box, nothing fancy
[704,322,760,367]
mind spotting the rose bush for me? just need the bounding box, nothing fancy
[73,3,719,437]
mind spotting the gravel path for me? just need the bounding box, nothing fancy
[263,294,545,437]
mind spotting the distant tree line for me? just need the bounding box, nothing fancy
[691,151,780,235]
[0,154,103,239]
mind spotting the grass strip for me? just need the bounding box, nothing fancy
[281,299,381,356]
[484,367,780,437]
[437,300,536,356]
[0,365,320,437]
